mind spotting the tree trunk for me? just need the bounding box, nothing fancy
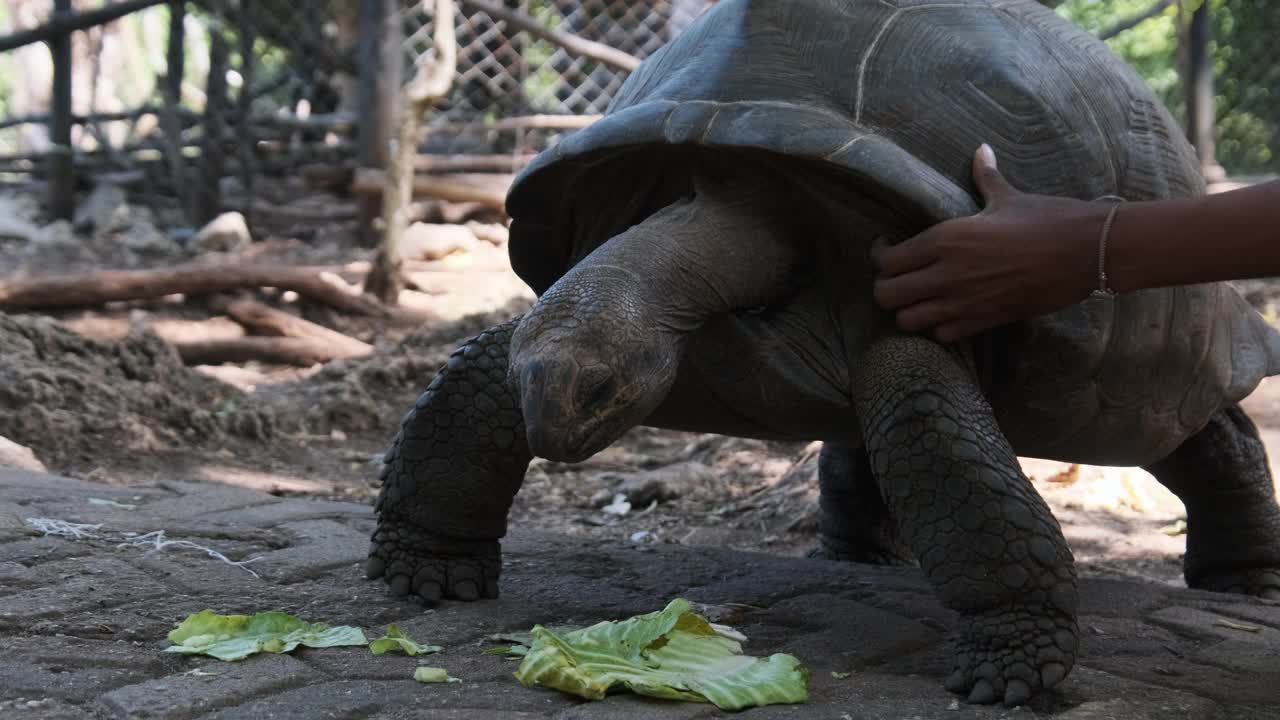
[364,0,458,305]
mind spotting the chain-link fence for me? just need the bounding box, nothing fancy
[401,0,711,155]
[0,0,1274,232]
[1057,0,1278,177]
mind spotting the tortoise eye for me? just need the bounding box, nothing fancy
[577,365,616,409]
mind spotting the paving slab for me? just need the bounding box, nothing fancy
[1,467,1278,719]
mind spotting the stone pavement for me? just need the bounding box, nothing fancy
[1,468,1278,720]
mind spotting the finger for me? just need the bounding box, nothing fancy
[873,269,944,311]
[972,143,1016,207]
[871,232,939,277]
[894,299,959,335]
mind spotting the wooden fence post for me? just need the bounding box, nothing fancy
[356,0,403,247]
[196,26,228,225]
[1186,0,1226,182]
[235,1,257,234]
[162,0,189,220]
[46,0,75,220]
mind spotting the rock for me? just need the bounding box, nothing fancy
[0,436,46,473]
[117,212,176,254]
[73,182,128,235]
[402,222,478,261]
[0,194,41,243]
[190,212,252,253]
[31,220,79,250]
[592,462,718,508]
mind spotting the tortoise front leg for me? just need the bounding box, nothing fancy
[852,336,1078,707]
[366,318,532,605]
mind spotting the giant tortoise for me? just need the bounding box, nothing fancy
[365,0,1280,706]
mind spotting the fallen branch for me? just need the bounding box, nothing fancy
[215,297,373,359]
[0,264,387,315]
[61,314,247,344]
[175,336,359,366]
[460,0,641,72]
[423,113,601,136]
[353,168,508,211]
[416,153,538,173]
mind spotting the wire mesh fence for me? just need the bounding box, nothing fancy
[1057,0,1279,177]
[401,0,712,155]
[0,0,1274,231]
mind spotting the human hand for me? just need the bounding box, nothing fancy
[871,144,1109,343]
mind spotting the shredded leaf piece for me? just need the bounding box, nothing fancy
[164,609,368,661]
[513,598,808,710]
[370,624,441,656]
[415,666,461,683]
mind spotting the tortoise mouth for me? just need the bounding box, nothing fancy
[524,413,615,463]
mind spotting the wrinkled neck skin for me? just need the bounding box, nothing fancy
[510,172,802,462]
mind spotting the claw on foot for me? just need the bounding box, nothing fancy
[946,605,1077,706]
[366,520,501,606]
[805,535,916,567]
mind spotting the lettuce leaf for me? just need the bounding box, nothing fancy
[414,666,461,683]
[165,609,368,661]
[513,598,808,710]
[369,624,441,656]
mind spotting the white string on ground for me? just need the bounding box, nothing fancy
[23,517,263,578]
[119,530,264,578]
[24,517,102,539]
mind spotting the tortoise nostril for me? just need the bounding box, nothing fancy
[577,365,616,410]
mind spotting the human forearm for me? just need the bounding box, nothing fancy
[872,143,1280,344]
[1106,180,1280,293]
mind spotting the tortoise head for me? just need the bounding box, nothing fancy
[509,261,682,464]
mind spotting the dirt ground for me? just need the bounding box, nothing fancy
[2,180,1278,594]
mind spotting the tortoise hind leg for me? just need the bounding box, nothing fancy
[807,442,914,565]
[1142,405,1280,599]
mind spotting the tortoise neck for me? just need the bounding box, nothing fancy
[554,183,802,336]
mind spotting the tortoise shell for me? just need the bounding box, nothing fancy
[506,0,1202,293]
[504,0,1280,464]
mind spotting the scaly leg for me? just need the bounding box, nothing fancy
[808,442,914,565]
[853,336,1078,706]
[366,319,532,605]
[1143,405,1280,599]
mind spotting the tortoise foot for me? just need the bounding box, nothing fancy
[805,534,915,566]
[944,603,1078,706]
[366,520,501,606]
[1190,567,1280,600]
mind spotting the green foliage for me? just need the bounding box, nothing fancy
[1210,0,1280,174]
[1056,0,1279,175]
[1057,1,1184,117]
[520,1,582,114]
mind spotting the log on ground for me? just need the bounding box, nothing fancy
[352,168,510,212]
[0,264,388,315]
[215,297,373,358]
[175,337,361,367]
